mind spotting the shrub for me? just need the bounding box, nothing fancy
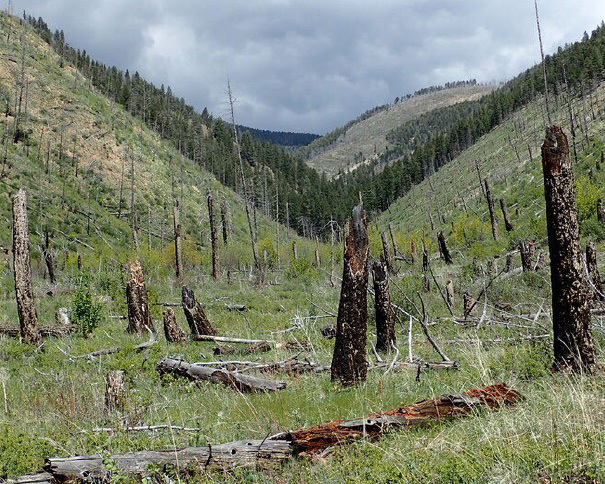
[72,285,103,336]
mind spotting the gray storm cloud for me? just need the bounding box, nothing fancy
[14,0,605,133]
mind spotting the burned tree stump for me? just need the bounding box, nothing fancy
[125,261,154,335]
[445,279,455,310]
[331,205,369,386]
[207,190,219,281]
[182,286,216,336]
[163,308,185,343]
[499,199,514,232]
[43,229,56,284]
[541,126,595,374]
[105,370,126,413]
[388,222,399,256]
[519,241,534,272]
[484,179,498,240]
[372,261,395,353]
[437,231,453,265]
[12,189,40,345]
[586,242,604,302]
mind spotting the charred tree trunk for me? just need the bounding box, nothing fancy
[519,241,534,272]
[125,261,154,335]
[388,222,399,256]
[585,242,604,302]
[372,261,395,353]
[105,370,126,413]
[445,279,454,310]
[291,240,298,261]
[499,199,514,232]
[331,205,369,386]
[207,190,219,281]
[220,201,230,246]
[182,286,216,336]
[12,190,40,345]
[173,199,183,283]
[484,179,498,241]
[380,232,393,274]
[43,229,56,284]
[541,126,595,374]
[597,199,604,224]
[163,308,185,343]
[437,231,453,265]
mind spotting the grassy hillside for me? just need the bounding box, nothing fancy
[0,11,604,484]
[302,84,494,177]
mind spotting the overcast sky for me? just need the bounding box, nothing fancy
[14,0,605,134]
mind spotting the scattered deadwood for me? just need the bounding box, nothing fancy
[331,204,369,386]
[285,383,521,455]
[226,304,247,312]
[182,286,216,336]
[11,384,518,482]
[541,126,596,374]
[12,189,41,345]
[192,334,308,350]
[125,261,154,335]
[157,357,287,392]
[213,345,236,355]
[244,341,272,354]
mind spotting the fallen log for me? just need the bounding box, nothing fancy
[156,357,287,392]
[4,471,55,484]
[282,382,521,455]
[191,334,308,350]
[0,325,75,338]
[13,384,519,482]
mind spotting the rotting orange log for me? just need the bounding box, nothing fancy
[9,384,521,482]
[280,383,521,456]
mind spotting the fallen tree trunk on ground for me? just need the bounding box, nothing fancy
[191,334,308,350]
[156,357,287,392]
[0,325,75,338]
[9,384,520,483]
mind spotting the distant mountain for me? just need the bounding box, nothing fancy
[238,126,320,148]
[300,82,495,177]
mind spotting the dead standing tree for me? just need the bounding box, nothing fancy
[173,199,183,283]
[437,231,453,265]
[125,261,155,335]
[207,189,219,281]
[12,189,41,345]
[585,241,604,302]
[182,286,216,336]
[372,260,395,353]
[331,205,369,386]
[541,126,595,373]
[499,199,514,232]
[483,179,498,241]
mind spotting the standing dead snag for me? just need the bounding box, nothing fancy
[105,370,126,413]
[499,199,514,232]
[207,189,219,281]
[519,241,534,272]
[220,201,230,245]
[331,205,369,386]
[541,126,595,373]
[163,308,185,343]
[12,189,40,345]
[437,231,453,265]
[182,286,216,336]
[380,232,394,274]
[173,199,183,283]
[372,261,395,353]
[484,179,498,241]
[125,261,154,335]
[43,229,56,284]
[585,242,604,302]
[597,199,604,224]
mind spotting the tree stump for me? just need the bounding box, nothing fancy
[541,126,595,374]
[125,261,154,335]
[163,308,185,343]
[499,199,514,232]
[331,205,369,386]
[105,370,126,413]
[12,189,40,345]
[519,241,534,272]
[372,261,395,353]
[437,231,453,265]
[182,286,216,336]
[445,279,455,310]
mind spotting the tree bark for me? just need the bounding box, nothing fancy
[541,126,595,374]
[207,190,219,281]
[125,261,154,335]
[585,241,604,302]
[163,308,185,343]
[173,199,183,283]
[437,231,453,265]
[331,205,369,386]
[104,370,126,413]
[182,286,216,336]
[484,179,498,240]
[372,261,395,353]
[12,189,40,345]
[499,199,514,232]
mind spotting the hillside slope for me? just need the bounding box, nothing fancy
[302,84,494,177]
